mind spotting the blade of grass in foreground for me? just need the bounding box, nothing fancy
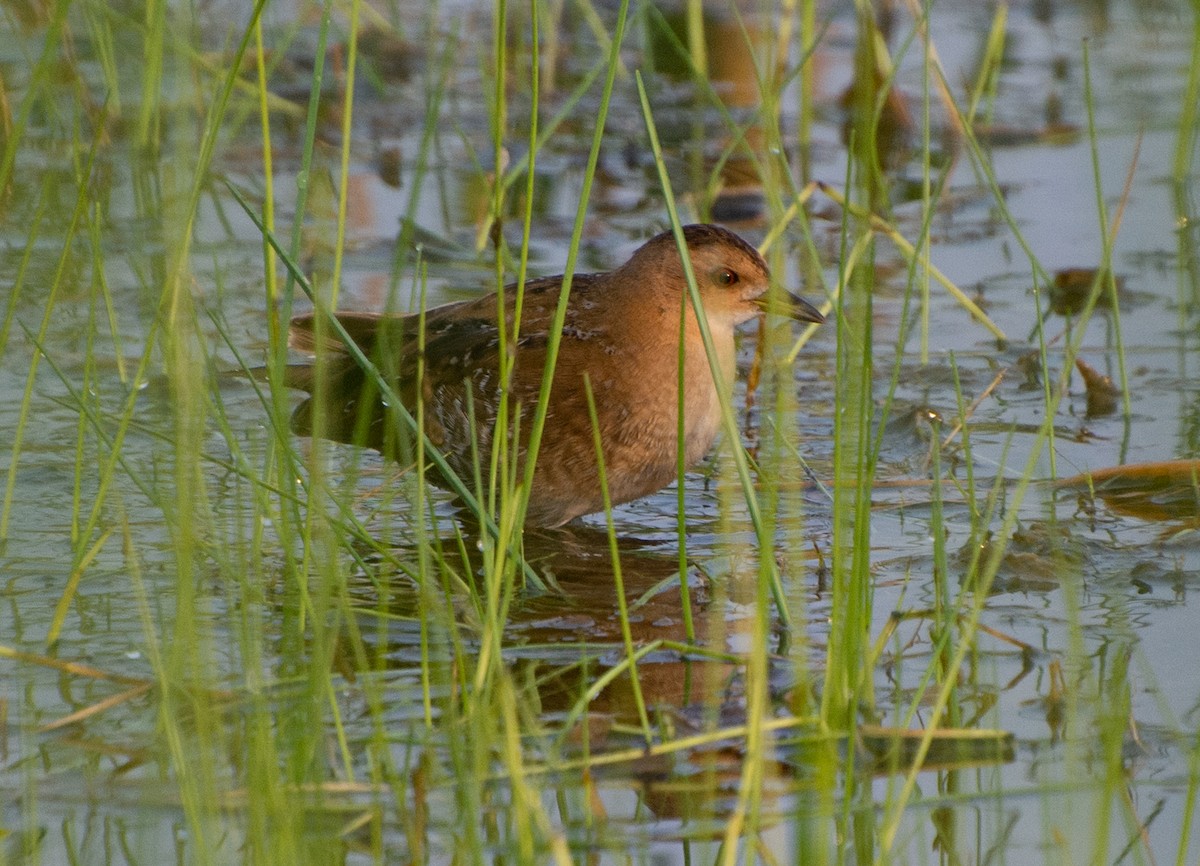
[227,182,546,591]
[822,139,875,736]
[584,374,653,744]
[636,70,782,865]
[1081,41,1135,429]
[2,114,104,549]
[515,0,631,529]
[636,75,792,628]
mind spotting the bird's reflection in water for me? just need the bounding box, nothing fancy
[337,518,792,731]
[331,518,816,829]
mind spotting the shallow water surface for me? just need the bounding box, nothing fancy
[1,0,1199,863]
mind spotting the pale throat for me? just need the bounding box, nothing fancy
[676,319,737,463]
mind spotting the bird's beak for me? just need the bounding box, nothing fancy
[756,290,825,324]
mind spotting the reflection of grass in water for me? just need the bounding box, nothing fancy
[2,0,1196,863]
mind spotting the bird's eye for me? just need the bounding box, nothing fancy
[714,268,739,286]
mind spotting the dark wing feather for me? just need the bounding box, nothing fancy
[282,272,606,465]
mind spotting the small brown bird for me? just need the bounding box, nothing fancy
[282,224,824,527]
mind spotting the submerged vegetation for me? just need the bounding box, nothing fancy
[1,0,1199,863]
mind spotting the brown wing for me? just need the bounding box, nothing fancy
[282,273,603,471]
[286,304,468,457]
[415,274,603,469]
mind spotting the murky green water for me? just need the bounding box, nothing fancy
[2,0,1199,863]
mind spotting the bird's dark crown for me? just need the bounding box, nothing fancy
[652,223,761,253]
[634,224,768,273]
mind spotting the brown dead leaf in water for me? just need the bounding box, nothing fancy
[858,725,1014,772]
[974,121,1080,148]
[1048,267,1125,316]
[1058,460,1200,523]
[955,521,1086,593]
[1074,357,1120,417]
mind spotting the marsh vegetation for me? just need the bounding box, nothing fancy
[1,0,1199,862]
